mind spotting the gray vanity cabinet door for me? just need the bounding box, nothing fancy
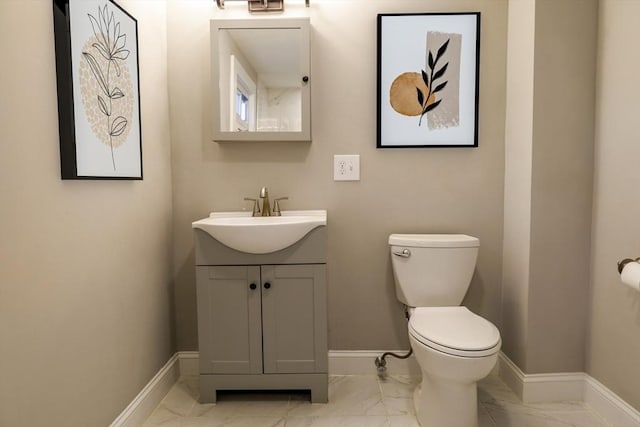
[196,266,262,375]
[261,264,327,374]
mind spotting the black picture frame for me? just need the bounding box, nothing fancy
[377,12,480,148]
[53,0,143,179]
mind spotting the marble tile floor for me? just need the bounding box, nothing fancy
[142,374,612,427]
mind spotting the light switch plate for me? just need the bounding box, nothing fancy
[334,155,360,181]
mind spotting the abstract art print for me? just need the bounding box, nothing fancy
[377,13,480,148]
[53,0,142,179]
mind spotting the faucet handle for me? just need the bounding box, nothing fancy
[272,197,288,216]
[244,197,261,217]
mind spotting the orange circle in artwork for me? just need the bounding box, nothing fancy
[389,72,434,117]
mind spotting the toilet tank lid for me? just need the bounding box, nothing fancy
[389,234,479,248]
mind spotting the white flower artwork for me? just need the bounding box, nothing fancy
[53,0,142,179]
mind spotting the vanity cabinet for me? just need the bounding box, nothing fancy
[197,264,326,375]
[194,226,327,403]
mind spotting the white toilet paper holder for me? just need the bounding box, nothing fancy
[617,257,640,274]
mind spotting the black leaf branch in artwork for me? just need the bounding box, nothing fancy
[432,62,449,81]
[82,4,131,171]
[433,81,448,94]
[424,99,442,113]
[417,38,450,127]
[436,38,450,60]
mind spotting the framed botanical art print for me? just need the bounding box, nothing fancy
[377,12,480,148]
[53,0,142,179]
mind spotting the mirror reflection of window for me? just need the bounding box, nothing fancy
[229,55,256,132]
[235,90,249,129]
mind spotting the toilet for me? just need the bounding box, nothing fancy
[389,234,501,427]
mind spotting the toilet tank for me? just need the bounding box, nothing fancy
[389,234,479,307]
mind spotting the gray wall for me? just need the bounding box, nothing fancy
[528,0,597,373]
[0,2,175,426]
[501,0,640,410]
[588,0,640,410]
[501,0,535,369]
[501,0,597,375]
[168,0,508,351]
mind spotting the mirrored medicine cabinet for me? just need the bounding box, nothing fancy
[211,18,311,142]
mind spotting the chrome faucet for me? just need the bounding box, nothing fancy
[260,187,271,216]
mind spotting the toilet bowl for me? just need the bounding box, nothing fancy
[388,234,501,427]
[408,306,500,427]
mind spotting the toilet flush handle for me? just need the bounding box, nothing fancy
[392,249,411,258]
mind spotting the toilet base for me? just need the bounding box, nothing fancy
[414,376,478,427]
[409,333,498,427]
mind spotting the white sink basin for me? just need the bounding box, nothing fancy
[192,210,326,254]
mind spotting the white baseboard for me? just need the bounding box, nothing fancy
[497,353,585,402]
[109,350,417,426]
[497,352,525,399]
[498,352,640,427]
[328,350,421,376]
[109,354,180,427]
[113,350,640,427]
[584,376,640,427]
[177,351,199,376]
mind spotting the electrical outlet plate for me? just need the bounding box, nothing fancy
[334,155,360,181]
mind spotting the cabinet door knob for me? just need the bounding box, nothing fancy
[249,283,257,290]
[264,282,271,289]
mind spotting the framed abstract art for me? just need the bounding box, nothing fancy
[53,0,142,179]
[377,12,480,148]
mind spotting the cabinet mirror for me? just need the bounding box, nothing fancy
[211,18,311,142]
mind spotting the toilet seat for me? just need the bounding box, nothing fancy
[409,306,501,358]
